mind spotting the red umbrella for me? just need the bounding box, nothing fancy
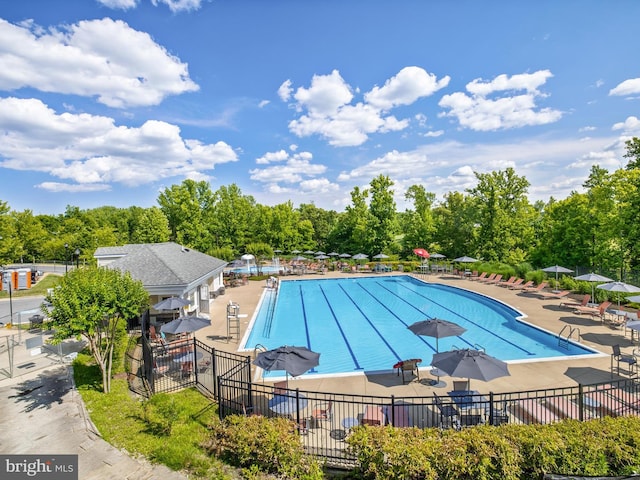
[413,248,430,258]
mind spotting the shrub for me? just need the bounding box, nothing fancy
[205,415,323,480]
[346,418,640,479]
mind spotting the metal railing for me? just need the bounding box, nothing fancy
[137,327,640,469]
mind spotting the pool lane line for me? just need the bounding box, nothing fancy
[354,282,472,352]
[379,278,535,356]
[316,284,363,371]
[336,283,405,363]
[297,283,320,373]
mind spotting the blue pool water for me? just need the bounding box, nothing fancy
[228,265,282,275]
[241,275,598,379]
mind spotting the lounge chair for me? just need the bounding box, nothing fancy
[586,388,640,417]
[362,405,385,426]
[497,276,517,288]
[469,272,487,282]
[510,280,534,291]
[485,274,503,285]
[534,290,571,300]
[544,396,581,419]
[478,273,497,283]
[522,282,548,294]
[559,294,590,309]
[386,404,412,427]
[511,399,559,424]
[574,301,612,322]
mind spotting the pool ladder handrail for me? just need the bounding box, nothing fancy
[558,325,581,350]
[253,343,268,360]
[473,343,486,352]
[261,282,279,338]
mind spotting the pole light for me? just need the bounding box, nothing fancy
[75,248,80,268]
[64,243,69,273]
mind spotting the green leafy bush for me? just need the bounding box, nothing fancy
[346,418,640,480]
[205,415,323,480]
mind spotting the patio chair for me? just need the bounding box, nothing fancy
[611,344,638,377]
[311,400,333,425]
[433,393,460,429]
[559,294,590,309]
[452,380,469,392]
[485,274,503,285]
[398,358,421,384]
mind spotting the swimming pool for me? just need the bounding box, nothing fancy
[241,275,598,379]
[227,265,282,275]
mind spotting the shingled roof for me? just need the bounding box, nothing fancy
[94,242,227,295]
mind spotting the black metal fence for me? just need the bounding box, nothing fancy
[137,327,640,468]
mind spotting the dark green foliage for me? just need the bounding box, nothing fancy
[205,415,323,480]
[346,419,640,480]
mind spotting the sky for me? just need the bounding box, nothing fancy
[1,1,639,216]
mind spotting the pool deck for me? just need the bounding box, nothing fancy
[196,271,636,396]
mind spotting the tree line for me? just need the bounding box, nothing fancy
[1,138,639,279]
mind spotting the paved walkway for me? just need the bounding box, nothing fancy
[0,325,189,479]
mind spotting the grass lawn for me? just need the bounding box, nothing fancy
[73,354,239,479]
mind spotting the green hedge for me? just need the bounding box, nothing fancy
[346,418,640,480]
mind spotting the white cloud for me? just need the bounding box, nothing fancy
[424,130,444,137]
[0,97,236,186]
[364,66,450,110]
[96,0,139,9]
[610,78,640,96]
[249,149,338,197]
[249,150,326,184]
[256,149,289,165]
[0,17,198,108]
[282,67,447,147]
[151,0,203,12]
[439,70,562,131]
[37,181,111,193]
[612,116,640,135]
[278,79,293,102]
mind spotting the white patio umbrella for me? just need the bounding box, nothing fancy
[596,281,640,308]
[542,265,573,286]
[574,273,614,301]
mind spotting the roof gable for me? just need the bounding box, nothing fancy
[94,242,226,288]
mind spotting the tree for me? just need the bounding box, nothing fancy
[368,175,398,256]
[432,191,477,259]
[401,185,436,257]
[158,180,215,252]
[467,168,533,262]
[44,266,149,393]
[624,137,640,170]
[210,184,255,253]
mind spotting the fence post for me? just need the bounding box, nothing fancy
[578,384,584,422]
[489,391,494,425]
[390,395,395,426]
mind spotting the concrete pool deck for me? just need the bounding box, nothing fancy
[196,271,636,396]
